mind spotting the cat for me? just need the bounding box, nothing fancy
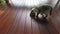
[30,5,52,20]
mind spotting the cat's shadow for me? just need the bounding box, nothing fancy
[31,17,49,25]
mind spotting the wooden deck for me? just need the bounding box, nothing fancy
[0,7,59,34]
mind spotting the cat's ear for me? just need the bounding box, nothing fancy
[32,8,35,10]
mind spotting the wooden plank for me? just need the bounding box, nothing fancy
[15,8,26,34]
[0,7,11,30]
[0,7,16,34]
[31,17,36,34]
[6,8,19,34]
[24,9,32,34]
[0,7,9,18]
[46,22,59,34]
[0,7,59,34]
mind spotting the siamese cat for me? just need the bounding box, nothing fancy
[30,5,52,20]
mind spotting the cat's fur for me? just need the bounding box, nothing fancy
[30,5,52,19]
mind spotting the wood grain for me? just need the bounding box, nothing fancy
[0,7,59,34]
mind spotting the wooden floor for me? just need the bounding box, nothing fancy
[0,7,59,34]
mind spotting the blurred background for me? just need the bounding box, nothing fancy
[0,0,60,34]
[8,0,58,8]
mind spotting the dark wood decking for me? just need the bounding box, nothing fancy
[0,7,59,34]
